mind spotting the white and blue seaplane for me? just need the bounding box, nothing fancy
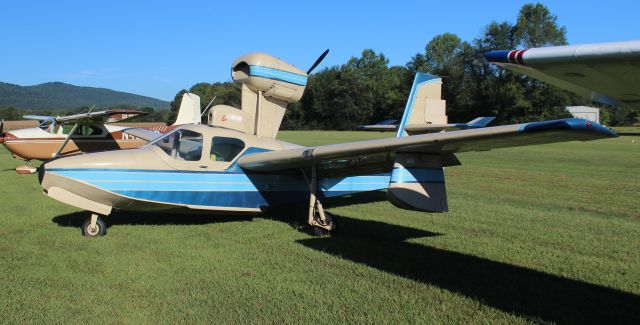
[38,49,620,236]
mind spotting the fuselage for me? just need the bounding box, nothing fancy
[2,123,176,161]
[38,124,391,215]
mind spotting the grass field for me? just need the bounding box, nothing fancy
[1,131,639,324]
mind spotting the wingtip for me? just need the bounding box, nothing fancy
[519,118,619,138]
[484,50,512,63]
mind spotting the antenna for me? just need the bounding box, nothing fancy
[201,96,216,117]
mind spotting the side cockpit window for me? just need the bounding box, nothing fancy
[154,129,203,161]
[210,137,245,162]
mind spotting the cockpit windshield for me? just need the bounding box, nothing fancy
[153,129,203,161]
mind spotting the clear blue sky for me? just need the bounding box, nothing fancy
[1,0,638,101]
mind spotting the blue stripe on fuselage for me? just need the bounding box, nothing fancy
[47,168,391,208]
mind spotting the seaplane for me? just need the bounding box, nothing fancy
[0,92,202,174]
[36,46,626,237]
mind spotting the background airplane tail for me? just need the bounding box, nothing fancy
[396,72,447,138]
[172,93,201,126]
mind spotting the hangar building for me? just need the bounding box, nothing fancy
[566,106,600,123]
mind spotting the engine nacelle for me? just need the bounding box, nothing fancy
[232,53,307,102]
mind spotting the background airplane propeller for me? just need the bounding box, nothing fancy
[0,120,5,144]
[307,49,329,75]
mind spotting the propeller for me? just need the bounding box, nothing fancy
[306,49,330,75]
[0,120,5,144]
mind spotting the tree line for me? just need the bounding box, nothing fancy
[167,3,638,128]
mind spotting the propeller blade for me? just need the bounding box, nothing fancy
[307,49,330,75]
[0,119,4,134]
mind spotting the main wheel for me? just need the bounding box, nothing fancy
[81,216,107,237]
[312,226,331,237]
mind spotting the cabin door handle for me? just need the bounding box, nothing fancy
[198,165,208,169]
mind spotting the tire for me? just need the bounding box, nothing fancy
[312,226,330,237]
[81,217,107,237]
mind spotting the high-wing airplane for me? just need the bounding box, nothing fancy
[358,116,496,132]
[484,40,640,109]
[0,92,202,173]
[37,50,617,237]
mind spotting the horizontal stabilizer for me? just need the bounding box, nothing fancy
[357,119,398,131]
[465,116,496,128]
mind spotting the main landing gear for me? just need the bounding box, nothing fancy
[81,213,107,237]
[306,165,335,236]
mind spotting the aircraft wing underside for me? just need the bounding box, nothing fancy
[484,40,640,109]
[238,118,617,176]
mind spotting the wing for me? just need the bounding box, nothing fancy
[484,40,640,109]
[46,109,147,124]
[120,128,163,142]
[238,118,616,175]
[23,115,56,121]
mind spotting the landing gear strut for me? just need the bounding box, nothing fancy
[306,165,335,235]
[81,213,107,237]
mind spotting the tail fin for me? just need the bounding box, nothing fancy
[396,72,446,138]
[172,93,201,126]
[464,116,496,128]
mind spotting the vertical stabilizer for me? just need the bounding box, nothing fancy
[173,93,201,126]
[396,72,447,137]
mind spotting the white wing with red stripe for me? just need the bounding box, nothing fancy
[485,40,640,109]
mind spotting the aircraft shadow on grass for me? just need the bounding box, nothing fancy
[52,211,253,228]
[51,191,639,324]
[294,221,639,323]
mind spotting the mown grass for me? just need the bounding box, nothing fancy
[0,131,638,324]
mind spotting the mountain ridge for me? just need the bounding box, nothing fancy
[0,81,169,110]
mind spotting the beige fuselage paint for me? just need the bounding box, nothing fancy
[39,124,302,214]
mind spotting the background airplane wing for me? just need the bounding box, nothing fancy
[484,40,640,109]
[23,115,56,121]
[238,118,616,175]
[25,109,146,125]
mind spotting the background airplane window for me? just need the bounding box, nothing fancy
[60,125,102,136]
[210,137,245,162]
[73,125,103,136]
[154,129,203,161]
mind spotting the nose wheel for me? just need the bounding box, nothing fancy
[81,214,107,237]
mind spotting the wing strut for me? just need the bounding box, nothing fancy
[303,165,336,234]
[52,123,80,158]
